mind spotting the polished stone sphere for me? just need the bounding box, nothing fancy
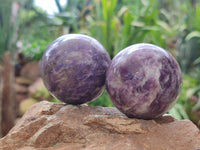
[41,34,111,104]
[106,43,182,119]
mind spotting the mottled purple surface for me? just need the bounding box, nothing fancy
[106,43,182,119]
[41,34,111,104]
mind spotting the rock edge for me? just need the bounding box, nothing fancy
[0,101,199,150]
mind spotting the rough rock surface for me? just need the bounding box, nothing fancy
[0,101,199,150]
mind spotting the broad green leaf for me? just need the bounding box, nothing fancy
[168,107,182,120]
[117,6,129,17]
[157,21,171,33]
[101,0,107,21]
[175,104,190,119]
[186,86,200,98]
[193,57,200,65]
[185,31,200,41]
[131,21,145,27]
[196,5,200,28]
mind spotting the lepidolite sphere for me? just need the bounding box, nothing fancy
[106,43,182,119]
[41,34,111,104]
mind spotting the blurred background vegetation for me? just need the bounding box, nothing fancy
[0,0,200,127]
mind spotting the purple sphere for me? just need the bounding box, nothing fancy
[41,34,111,104]
[106,43,182,119]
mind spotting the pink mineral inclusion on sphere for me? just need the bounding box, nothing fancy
[106,43,182,119]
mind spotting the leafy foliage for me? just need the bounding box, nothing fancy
[169,75,200,122]
[176,3,200,79]
[19,5,62,61]
[33,87,61,103]
[89,91,114,107]
[87,0,179,59]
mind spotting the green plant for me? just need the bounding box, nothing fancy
[89,91,113,107]
[19,5,62,61]
[20,0,91,61]
[176,2,200,78]
[87,0,119,58]
[33,87,61,103]
[88,0,177,58]
[54,0,92,33]
[168,75,200,124]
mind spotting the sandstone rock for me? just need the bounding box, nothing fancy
[20,61,40,81]
[0,101,199,150]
